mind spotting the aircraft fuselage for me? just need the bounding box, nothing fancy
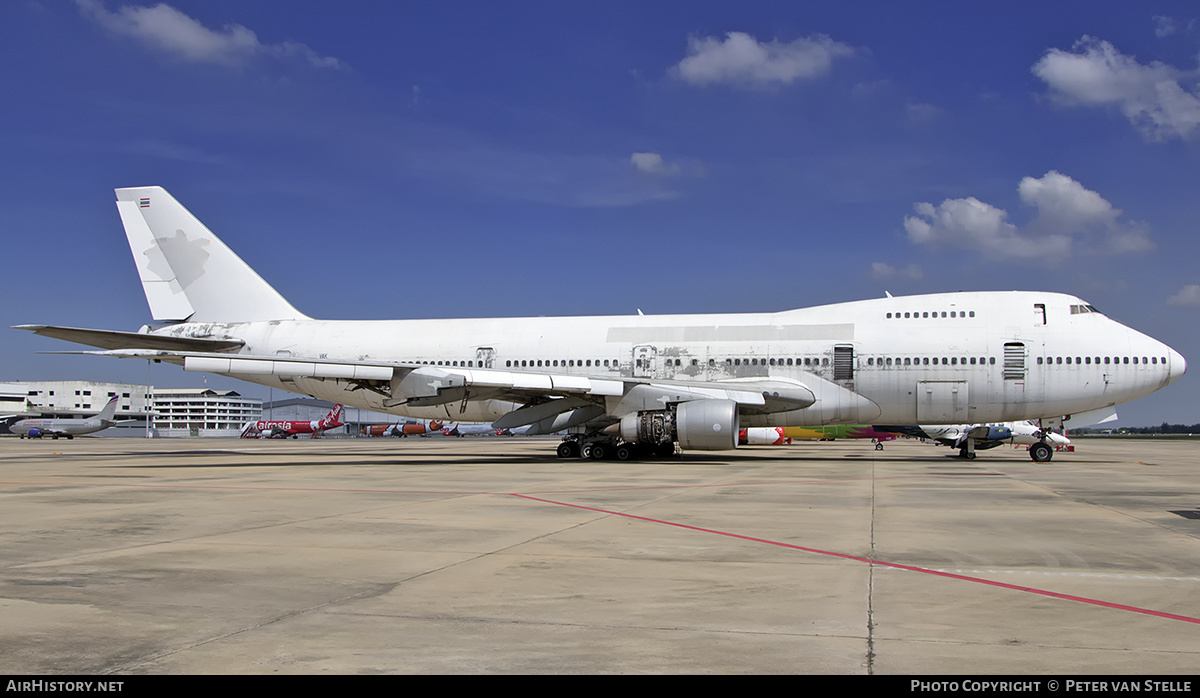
[152,290,1183,427]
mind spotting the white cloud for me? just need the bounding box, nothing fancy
[1032,36,1200,141]
[870,262,923,280]
[630,152,680,175]
[904,196,1066,259]
[77,0,343,69]
[1153,16,1177,38]
[1017,170,1118,232]
[904,171,1151,260]
[672,31,854,87]
[1168,284,1200,307]
[905,102,942,124]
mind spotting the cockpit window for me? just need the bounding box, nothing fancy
[1070,304,1103,315]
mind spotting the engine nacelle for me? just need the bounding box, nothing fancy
[619,399,739,451]
[983,425,1013,441]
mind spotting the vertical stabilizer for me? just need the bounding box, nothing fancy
[320,404,344,430]
[115,187,308,323]
[96,395,120,423]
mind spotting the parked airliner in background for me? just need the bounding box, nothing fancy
[879,422,1072,460]
[10,396,121,439]
[441,422,531,437]
[361,420,443,437]
[741,421,1071,460]
[14,187,1186,460]
[740,425,900,446]
[241,404,343,439]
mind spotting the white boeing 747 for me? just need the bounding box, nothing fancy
[15,187,1186,460]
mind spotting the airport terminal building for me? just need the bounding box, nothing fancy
[3,382,422,437]
[153,388,262,437]
[0,381,261,437]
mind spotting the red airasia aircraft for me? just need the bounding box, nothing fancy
[359,420,443,437]
[241,404,344,439]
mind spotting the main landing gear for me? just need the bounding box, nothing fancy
[1028,441,1054,463]
[556,436,676,461]
[956,438,1056,462]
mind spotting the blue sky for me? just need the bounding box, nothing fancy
[3,0,1198,426]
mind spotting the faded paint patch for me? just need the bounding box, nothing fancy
[606,324,854,343]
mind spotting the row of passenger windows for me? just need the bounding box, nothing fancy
[865,355,1166,367]
[1038,355,1166,365]
[506,359,619,368]
[411,359,622,368]
[886,310,975,319]
[420,357,840,369]
[868,357,994,367]
[412,354,1168,370]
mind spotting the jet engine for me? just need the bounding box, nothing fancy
[619,399,739,451]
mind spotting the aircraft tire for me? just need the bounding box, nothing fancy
[557,441,579,459]
[589,442,608,460]
[1029,442,1053,463]
[615,444,634,461]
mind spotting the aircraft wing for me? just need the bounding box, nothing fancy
[13,325,245,352]
[50,347,819,429]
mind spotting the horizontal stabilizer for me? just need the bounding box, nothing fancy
[13,325,244,352]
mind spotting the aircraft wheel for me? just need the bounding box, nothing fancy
[580,443,593,459]
[959,448,976,460]
[557,441,579,459]
[615,444,634,461]
[1029,442,1053,463]
[875,442,884,451]
[589,442,608,460]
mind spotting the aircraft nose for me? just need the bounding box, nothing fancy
[1167,346,1187,385]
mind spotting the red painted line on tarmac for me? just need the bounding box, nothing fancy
[509,493,1200,627]
[7,476,1197,624]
